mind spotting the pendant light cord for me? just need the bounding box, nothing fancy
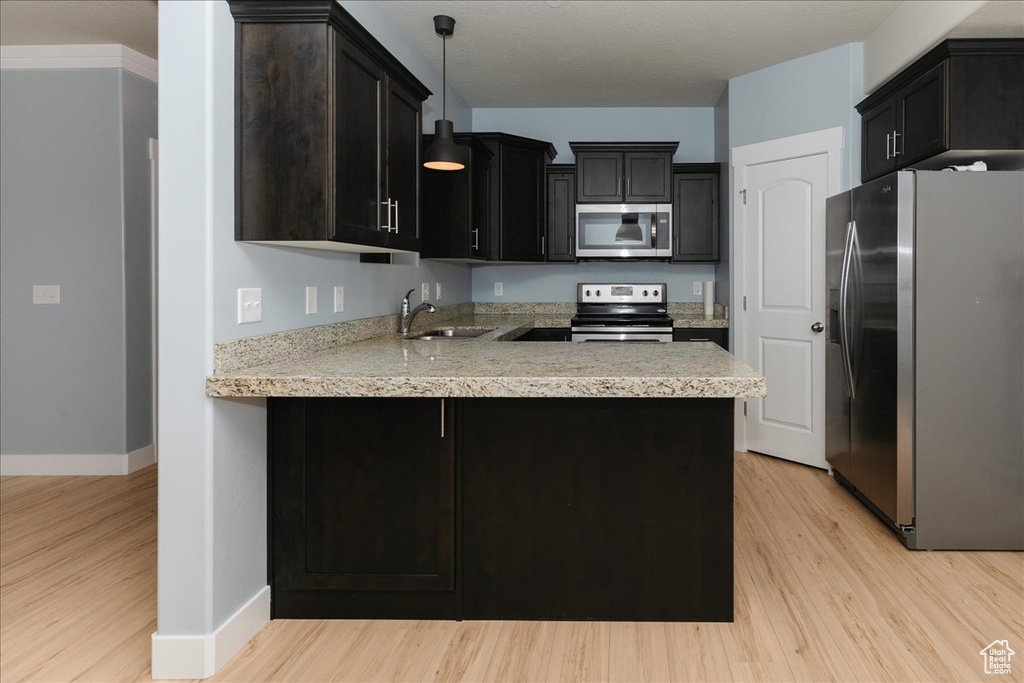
[441,34,447,120]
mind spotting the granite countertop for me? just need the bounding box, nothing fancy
[207,314,764,399]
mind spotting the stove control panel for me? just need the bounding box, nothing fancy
[577,283,667,304]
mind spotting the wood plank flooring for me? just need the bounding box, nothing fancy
[1,452,1020,682]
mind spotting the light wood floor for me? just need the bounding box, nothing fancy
[2,453,1021,682]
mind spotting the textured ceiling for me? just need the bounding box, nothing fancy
[0,0,158,59]
[379,0,905,107]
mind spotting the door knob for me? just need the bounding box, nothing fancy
[811,322,824,333]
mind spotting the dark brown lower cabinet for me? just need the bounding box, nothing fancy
[673,327,728,349]
[268,396,734,621]
[269,397,456,619]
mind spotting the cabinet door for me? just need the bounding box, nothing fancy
[576,151,623,203]
[546,171,576,262]
[625,152,672,202]
[471,151,492,260]
[385,78,422,252]
[861,93,899,182]
[672,173,719,262]
[333,34,386,247]
[896,61,947,167]
[498,145,545,261]
[270,398,456,618]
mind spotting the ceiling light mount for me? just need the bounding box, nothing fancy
[424,14,467,171]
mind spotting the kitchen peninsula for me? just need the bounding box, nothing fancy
[207,312,765,622]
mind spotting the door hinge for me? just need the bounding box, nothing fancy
[740,189,747,204]
[743,401,748,416]
[742,295,747,310]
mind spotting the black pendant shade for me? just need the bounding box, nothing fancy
[424,14,466,171]
[424,119,467,171]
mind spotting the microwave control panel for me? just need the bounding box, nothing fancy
[577,283,667,304]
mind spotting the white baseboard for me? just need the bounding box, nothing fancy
[151,586,270,680]
[0,44,157,82]
[0,445,156,476]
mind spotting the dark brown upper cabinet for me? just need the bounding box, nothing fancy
[671,164,720,263]
[570,142,678,203]
[421,135,493,261]
[857,39,1023,183]
[229,1,430,253]
[545,165,576,262]
[422,133,555,262]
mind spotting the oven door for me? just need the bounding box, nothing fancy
[571,326,673,342]
[575,204,672,258]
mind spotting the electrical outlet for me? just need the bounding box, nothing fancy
[238,288,262,324]
[494,282,504,296]
[421,282,430,301]
[333,286,344,313]
[32,285,60,305]
[693,281,703,296]
[305,286,317,314]
[435,282,442,301]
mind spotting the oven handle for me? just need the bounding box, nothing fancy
[571,326,672,333]
[572,333,673,342]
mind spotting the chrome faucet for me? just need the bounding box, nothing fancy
[399,288,436,337]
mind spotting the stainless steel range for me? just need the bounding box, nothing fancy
[571,283,673,342]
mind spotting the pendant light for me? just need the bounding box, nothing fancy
[423,14,467,171]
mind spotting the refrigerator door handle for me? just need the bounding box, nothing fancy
[839,220,856,399]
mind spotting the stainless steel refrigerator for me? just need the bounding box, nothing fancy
[826,170,1023,550]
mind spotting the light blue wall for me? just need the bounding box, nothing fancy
[471,262,715,303]
[0,68,154,457]
[472,107,714,163]
[729,42,864,191]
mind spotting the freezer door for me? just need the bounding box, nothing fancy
[848,173,908,526]
[825,191,851,477]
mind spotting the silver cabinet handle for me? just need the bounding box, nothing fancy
[811,322,824,333]
[392,200,399,233]
[616,176,621,197]
[440,399,445,438]
[541,235,546,256]
[381,199,391,231]
[885,133,892,160]
[471,228,479,250]
[892,131,901,157]
[627,176,631,197]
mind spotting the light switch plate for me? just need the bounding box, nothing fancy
[421,282,430,302]
[305,286,317,315]
[32,285,60,305]
[238,288,262,324]
[693,281,703,296]
[333,286,344,313]
[494,282,503,296]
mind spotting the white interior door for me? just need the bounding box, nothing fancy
[741,153,829,469]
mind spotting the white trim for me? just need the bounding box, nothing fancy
[730,126,844,452]
[0,445,156,476]
[151,586,270,680]
[0,44,157,83]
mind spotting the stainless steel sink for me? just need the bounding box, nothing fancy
[410,328,494,340]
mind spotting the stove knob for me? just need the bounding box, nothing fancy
[653,289,659,297]
[596,289,602,296]
[643,289,649,297]
[585,289,591,297]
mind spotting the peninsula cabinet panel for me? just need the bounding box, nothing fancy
[672,170,719,263]
[460,397,734,621]
[269,398,456,619]
[229,1,430,253]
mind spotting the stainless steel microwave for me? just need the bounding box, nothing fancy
[575,204,672,258]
